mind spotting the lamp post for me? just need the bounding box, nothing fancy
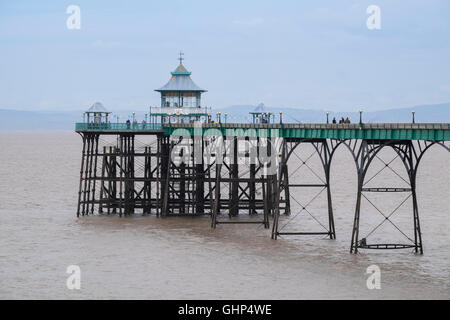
[149,106,152,124]
[224,113,228,123]
[132,112,135,122]
[359,109,363,124]
[412,111,415,124]
[83,112,86,123]
[217,112,221,123]
[326,112,329,124]
[280,112,283,124]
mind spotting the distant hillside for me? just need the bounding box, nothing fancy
[215,103,450,124]
[0,109,83,130]
[0,103,449,130]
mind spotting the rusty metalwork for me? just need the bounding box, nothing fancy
[75,128,449,255]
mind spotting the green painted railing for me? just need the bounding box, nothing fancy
[75,123,163,132]
[75,122,450,141]
[163,123,450,141]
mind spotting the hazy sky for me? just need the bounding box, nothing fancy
[0,0,449,112]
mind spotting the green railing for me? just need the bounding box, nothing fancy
[163,123,450,141]
[75,122,450,141]
[75,123,163,131]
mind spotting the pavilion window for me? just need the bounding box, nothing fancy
[181,92,196,108]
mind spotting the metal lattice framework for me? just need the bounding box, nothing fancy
[210,136,273,228]
[271,138,341,240]
[344,139,449,253]
[75,122,450,254]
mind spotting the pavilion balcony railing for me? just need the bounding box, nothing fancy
[150,106,211,115]
[75,122,163,131]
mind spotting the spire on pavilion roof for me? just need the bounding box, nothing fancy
[155,52,206,92]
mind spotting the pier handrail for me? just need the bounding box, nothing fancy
[163,122,450,141]
[75,122,163,131]
[75,122,450,141]
[164,122,449,130]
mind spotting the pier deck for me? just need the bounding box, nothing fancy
[76,122,450,141]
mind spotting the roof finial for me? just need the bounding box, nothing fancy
[179,51,184,65]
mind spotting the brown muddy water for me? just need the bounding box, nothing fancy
[0,131,449,299]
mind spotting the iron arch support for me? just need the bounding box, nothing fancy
[272,138,342,240]
[348,139,430,254]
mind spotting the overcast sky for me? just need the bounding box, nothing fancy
[0,0,449,112]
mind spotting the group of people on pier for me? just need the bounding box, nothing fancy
[126,119,148,129]
[332,117,351,124]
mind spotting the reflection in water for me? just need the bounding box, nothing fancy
[0,131,449,299]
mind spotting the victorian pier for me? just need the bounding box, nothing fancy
[75,57,450,254]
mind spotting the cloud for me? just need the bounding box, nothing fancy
[232,17,264,26]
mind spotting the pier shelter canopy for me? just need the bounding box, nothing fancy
[250,103,275,124]
[85,102,111,124]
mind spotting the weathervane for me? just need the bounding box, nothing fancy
[178,51,184,65]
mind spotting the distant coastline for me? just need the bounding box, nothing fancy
[1,102,449,130]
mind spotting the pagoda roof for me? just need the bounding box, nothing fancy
[171,64,191,76]
[86,102,110,113]
[156,63,206,92]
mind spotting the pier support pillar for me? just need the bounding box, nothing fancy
[77,133,100,217]
[272,138,337,240]
[348,139,435,254]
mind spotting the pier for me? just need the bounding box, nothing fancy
[75,58,450,254]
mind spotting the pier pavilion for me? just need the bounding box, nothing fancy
[75,55,450,254]
[150,53,210,124]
